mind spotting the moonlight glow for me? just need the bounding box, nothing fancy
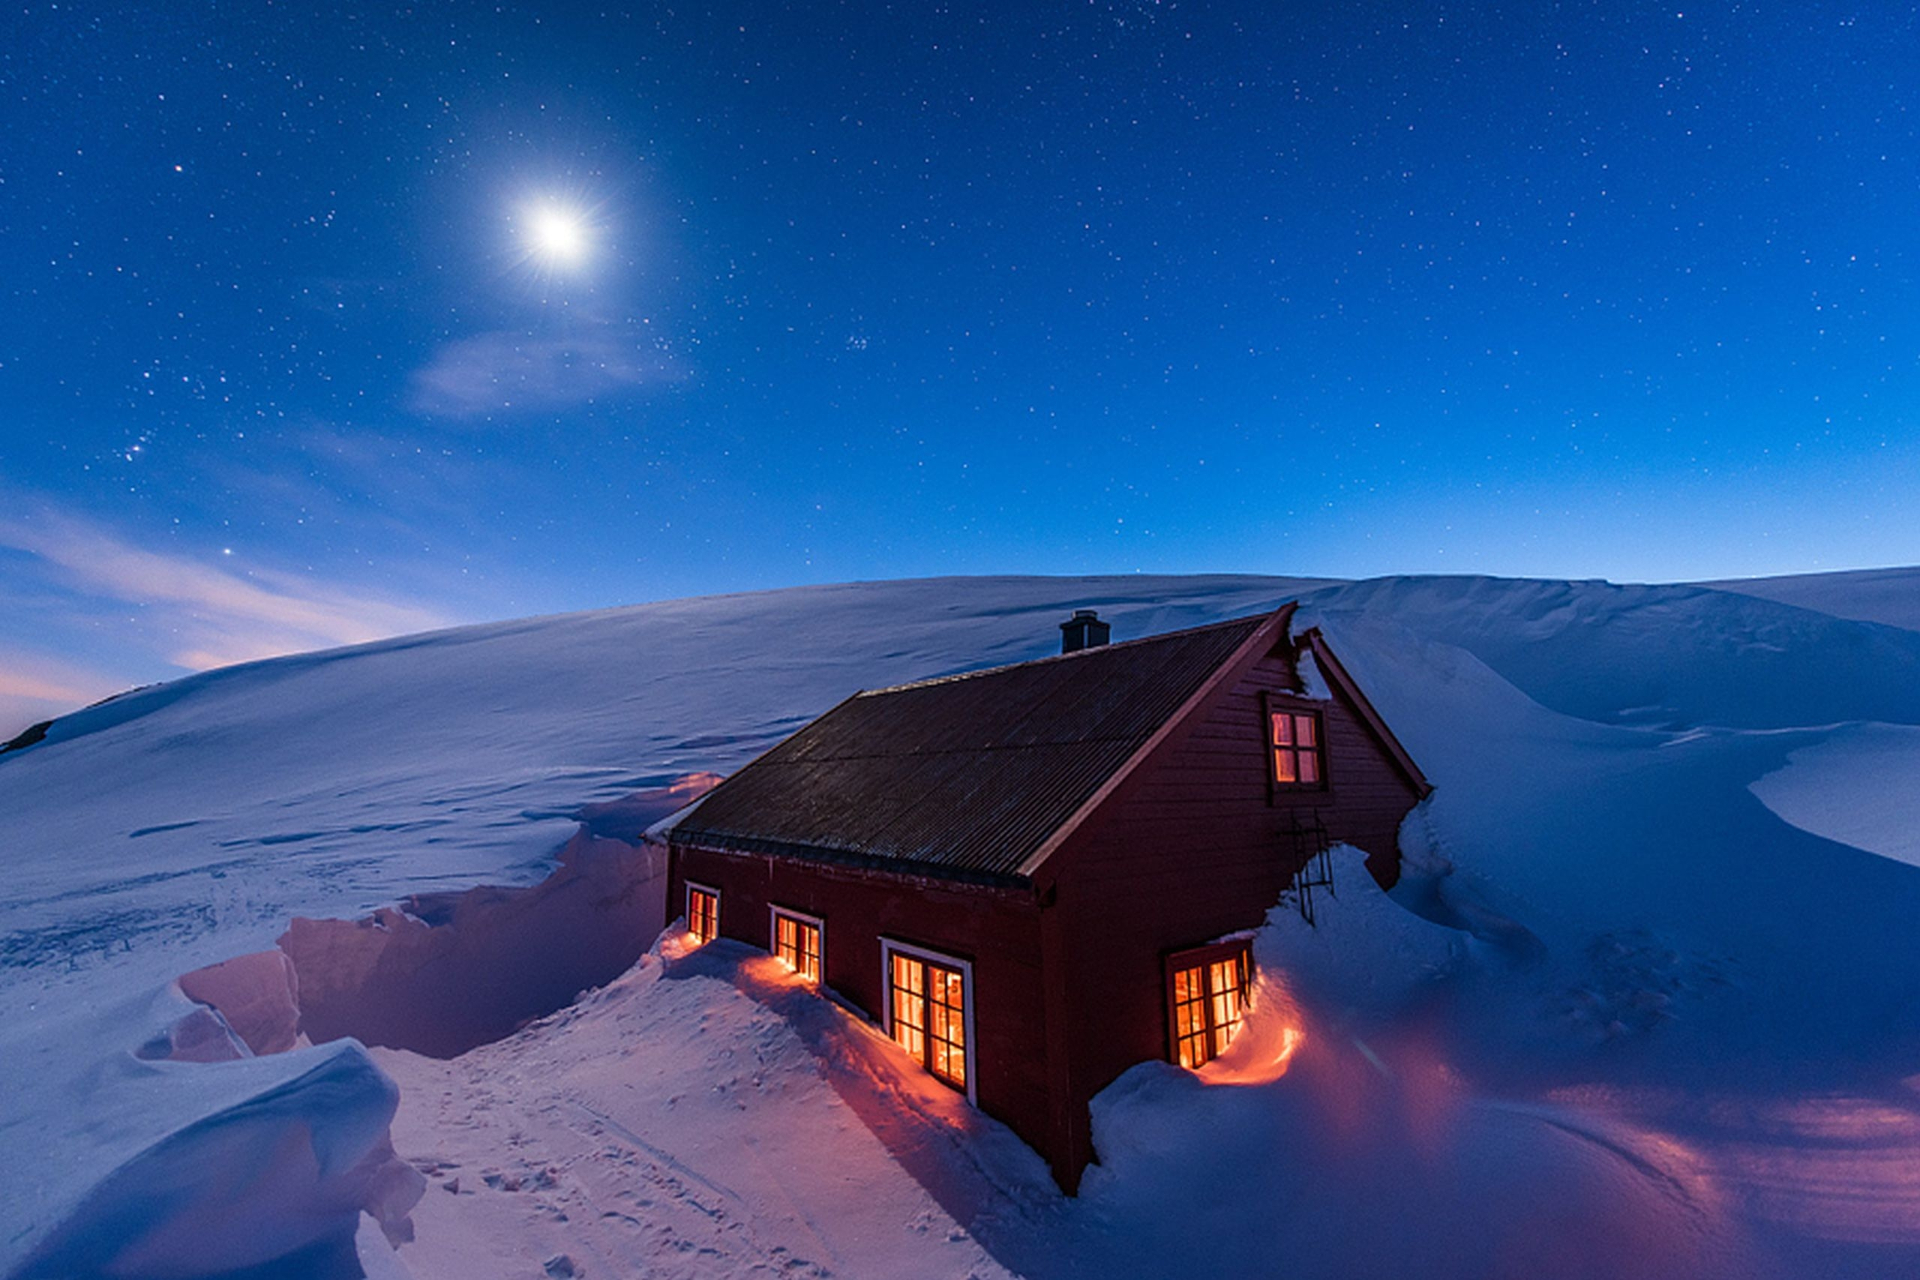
[526,206,589,265]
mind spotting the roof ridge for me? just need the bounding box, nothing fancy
[861,609,1273,696]
[1010,604,1295,877]
[689,734,1159,765]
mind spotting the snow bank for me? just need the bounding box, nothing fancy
[1086,1054,1747,1280]
[11,1032,421,1279]
[177,949,302,1057]
[1311,574,1920,730]
[362,859,1765,1279]
[1072,851,1759,1279]
[366,935,1037,1279]
[280,825,667,1059]
[1293,604,1920,1074]
[1700,565,1920,633]
[1,794,697,1273]
[6,567,1920,1275]
[1748,724,1920,869]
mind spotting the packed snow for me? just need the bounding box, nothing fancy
[3,569,1919,1277]
[1748,724,1920,870]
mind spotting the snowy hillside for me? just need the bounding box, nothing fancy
[1701,565,1920,633]
[4,569,1920,1277]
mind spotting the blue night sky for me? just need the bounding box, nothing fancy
[2,1,1917,727]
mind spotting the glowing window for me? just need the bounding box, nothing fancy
[770,907,823,983]
[1166,941,1252,1068]
[686,883,719,944]
[1269,707,1326,789]
[884,941,971,1096]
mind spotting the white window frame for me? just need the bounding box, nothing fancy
[1262,694,1330,795]
[767,904,827,983]
[684,880,721,942]
[879,937,978,1105]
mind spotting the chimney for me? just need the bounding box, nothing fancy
[1059,609,1111,654]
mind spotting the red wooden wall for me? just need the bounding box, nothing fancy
[1033,642,1426,1185]
[664,635,1425,1193]
[666,845,1052,1166]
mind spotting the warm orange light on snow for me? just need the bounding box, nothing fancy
[1194,966,1305,1086]
[738,953,791,983]
[1275,1026,1304,1071]
[1171,947,1251,1069]
[669,771,725,799]
[1205,1023,1304,1086]
[686,886,719,944]
[659,929,704,962]
[771,911,822,983]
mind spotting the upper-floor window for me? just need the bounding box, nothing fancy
[686,882,720,944]
[1269,707,1326,789]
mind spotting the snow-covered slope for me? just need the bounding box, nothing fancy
[3,569,1919,1277]
[0,574,1320,1275]
[367,892,1758,1280]
[1700,564,1920,632]
[0,575,1326,977]
[1749,724,1920,869]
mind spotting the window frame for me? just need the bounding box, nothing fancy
[767,904,826,984]
[1163,939,1254,1069]
[684,880,721,944]
[879,937,978,1105]
[1262,692,1329,797]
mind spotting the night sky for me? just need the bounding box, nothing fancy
[3,1,1917,727]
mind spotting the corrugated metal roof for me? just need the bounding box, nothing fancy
[671,611,1275,881]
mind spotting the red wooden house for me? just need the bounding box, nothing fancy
[663,603,1430,1190]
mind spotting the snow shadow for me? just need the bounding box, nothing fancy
[655,937,1079,1276]
[59,782,709,1280]
[184,775,715,1062]
[9,1048,420,1280]
[278,826,666,1058]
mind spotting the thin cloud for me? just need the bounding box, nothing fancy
[0,649,126,738]
[408,323,681,419]
[0,649,120,708]
[0,509,456,674]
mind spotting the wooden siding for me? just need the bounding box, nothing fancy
[656,626,1426,1193]
[671,614,1270,878]
[1036,645,1425,1182]
[665,842,1052,1168]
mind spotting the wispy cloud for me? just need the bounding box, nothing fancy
[408,321,681,419]
[0,648,123,734]
[0,507,457,676]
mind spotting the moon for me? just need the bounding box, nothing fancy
[527,207,589,265]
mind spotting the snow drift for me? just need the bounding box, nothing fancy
[3,569,1920,1277]
[9,1033,422,1280]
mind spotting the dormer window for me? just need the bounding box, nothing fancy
[1269,706,1325,788]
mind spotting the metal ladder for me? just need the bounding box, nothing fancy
[1283,810,1334,927]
